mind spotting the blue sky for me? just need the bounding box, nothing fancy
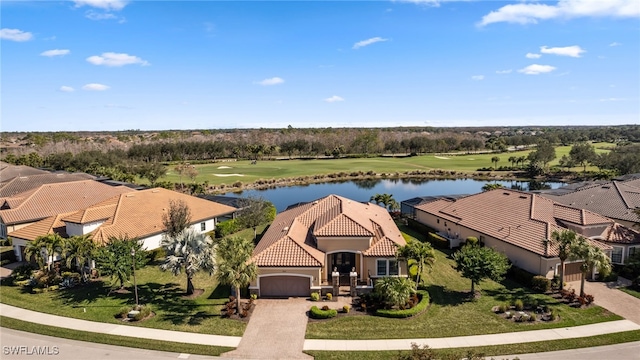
[1,0,639,131]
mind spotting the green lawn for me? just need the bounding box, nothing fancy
[305,225,622,340]
[0,316,234,356]
[306,330,640,360]
[0,263,245,336]
[155,144,613,186]
[620,286,640,299]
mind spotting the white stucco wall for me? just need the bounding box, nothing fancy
[65,220,105,237]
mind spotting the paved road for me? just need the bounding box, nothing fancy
[0,328,224,360]
[499,341,640,360]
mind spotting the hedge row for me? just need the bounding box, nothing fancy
[309,306,337,319]
[407,218,436,235]
[427,232,450,250]
[375,290,430,318]
[507,265,536,288]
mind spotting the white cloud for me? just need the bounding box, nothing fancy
[60,86,75,92]
[599,97,626,102]
[540,45,586,57]
[526,53,541,59]
[256,77,284,86]
[393,0,461,6]
[85,10,120,21]
[496,69,512,74]
[73,0,128,11]
[479,0,639,26]
[353,37,388,49]
[82,83,110,91]
[471,75,485,81]
[324,95,345,103]
[0,28,33,42]
[518,64,557,75]
[40,49,70,57]
[86,52,149,67]
[609,42,622,47]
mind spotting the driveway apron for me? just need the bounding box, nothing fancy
[222,298,312,360]
[568,278,640,325]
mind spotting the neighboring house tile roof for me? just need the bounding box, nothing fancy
[0,162,49,185]
[602,223,640,245]
[0,180,134,226]
[252,194,406,267]
[62,187,236,245]
[540,178,640,225]
[415,189,618,257]
[8,212,74,241]
[0,172,95,199]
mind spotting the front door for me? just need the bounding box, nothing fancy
[332,252,355,285]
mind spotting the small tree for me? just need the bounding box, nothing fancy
[370,193,399,212]
[374,276,416,309]
[546,229,578,290]
[452,245,510,295]
[160,229,216,295]
[570,237,611,297]
[162,199,192,239]
[24,234,65,272]
[24,237,48,271]
[63,234,96,281]
[491,156,500,169]
[569,142,597,173]
[508,156,517,168]
[216,236,258,312]
[236,197,276,240]
[481,183,504,192]
[94,236,147,290]
[396,240,435,289]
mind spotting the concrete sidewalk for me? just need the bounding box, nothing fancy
[303,320,640,351]
[0,303,241,348]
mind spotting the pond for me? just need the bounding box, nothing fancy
[223,178,565,212]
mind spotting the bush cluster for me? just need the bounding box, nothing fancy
[215,219,241,238]
[427,233,449,250]
[375,290,430,318]
[310,306,337,319]
[531,276,551,293]
[507,265,536,288]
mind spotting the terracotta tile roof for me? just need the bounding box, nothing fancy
[603,223,640,244]
[0,180,134,225]
[0,173,95,199]
[65,188,236,245]
[541,179,640,224]
[415,189,620,257]
[8,212,74,241]
[0,163,49,185]
[252,194,406,267]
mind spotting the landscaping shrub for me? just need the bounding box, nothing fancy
[310,306,337,319]
[215,219,240,238]
[550,309,559,321]
[465,237,478,246]
[498,303,508,313]
[310,292,320,301]
[375,290,429,318]
[133,305,152,321]
[507,265,536,288]
[620,253,640,280]
[118,306,130,319]
[531,276,551,293]
[147,248,166,263]
[598,271,619,282]
[325,292,332,301]
[529,313,537,322]
[343,305,350,313]
[321,305,330,311]
[427,232,449,250]
[633,276,640,291]
[0,248,16,263]
[406,218,436,235]
[513,299,524,311]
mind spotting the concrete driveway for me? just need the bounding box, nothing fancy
[222,298,312,360]
[568,278,640,325]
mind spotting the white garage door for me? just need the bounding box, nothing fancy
[260,276,310,298]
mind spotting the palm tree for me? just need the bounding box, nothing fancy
[570,237,612,297]
[546,230,578,290]
[517,156,527,168]
[63,234,96,281]
[396,240,436,289]
[491,156,500,169]
[216,236,258,313]
[160,229,216,295]
[508,156,517,168]
[374,276,415,309]
[370,193,398,212]
[24,237,48,271]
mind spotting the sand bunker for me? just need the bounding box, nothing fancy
[217,166,232,169]
[213,174,244,177]
[434,156,450,160]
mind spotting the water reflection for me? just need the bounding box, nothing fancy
[223,178,564,212]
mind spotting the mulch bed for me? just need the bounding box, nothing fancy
[221,299,256,323]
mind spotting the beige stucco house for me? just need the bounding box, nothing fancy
[250,194,407,297]
[413,189,637,281]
